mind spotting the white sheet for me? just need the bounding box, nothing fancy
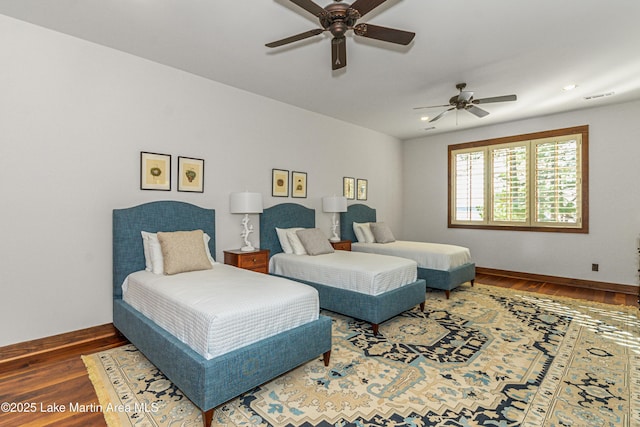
[269,251,417,296]
[352,240,472,271]
[122,263,319,360]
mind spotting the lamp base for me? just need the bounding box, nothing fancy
[240,245,256,252]
[329,236,340,242]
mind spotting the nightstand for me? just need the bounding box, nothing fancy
[330,240,351,251]
[223,249,270,274]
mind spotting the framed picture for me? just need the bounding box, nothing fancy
[140,151,171,191]
[357,178,368,200]
[272,168,289,197]
[291,171,307,198]
[343,177,355,200]
[177,156,204,193]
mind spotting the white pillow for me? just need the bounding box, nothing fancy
[353,222,375,243]
[276,227,303,254]
[287,229,308,255]
[141,230,216,274]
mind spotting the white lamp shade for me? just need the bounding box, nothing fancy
[322,196,347,213]
[230,192,263,214]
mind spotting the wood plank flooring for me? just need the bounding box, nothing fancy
[1,275,637,426]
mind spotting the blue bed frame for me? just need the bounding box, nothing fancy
[340,204,475,298]
[112,201,332,426]
[259,203,426,335]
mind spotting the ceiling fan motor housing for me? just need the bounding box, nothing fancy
[321,2,359,37]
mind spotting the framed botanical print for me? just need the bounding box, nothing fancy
[177,156,204,193]
[291,171,307,198]
[140,151,171,191]
[343,177,355,199]
[272,168,289,197]
[357,178,368,200]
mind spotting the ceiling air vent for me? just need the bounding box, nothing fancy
[584,91,615,100]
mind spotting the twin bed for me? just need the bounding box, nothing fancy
[259,203,427,335]
[112,201,332,427]
[340,204,475,298]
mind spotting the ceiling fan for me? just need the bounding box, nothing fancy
[414,83,517,123]
[266,0,415,70]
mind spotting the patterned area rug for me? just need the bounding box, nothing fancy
[83,284,640,426]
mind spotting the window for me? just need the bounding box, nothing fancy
[448,126,588,233]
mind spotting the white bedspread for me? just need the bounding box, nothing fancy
[122,263,319,360]
[269,251,417,296]
[352,240,472,271]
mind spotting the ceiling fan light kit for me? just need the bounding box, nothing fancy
[266,0,415,70]
[414,83,517,123]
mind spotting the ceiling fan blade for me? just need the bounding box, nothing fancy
[350,0,388,18]
[473,94,517,104]
[458,91,473,102]
[266,28,324,48]
[466,105,490,118]
[290,0,327,17]
[429,107,455,122]
[353,23,415,45]
[413,104,450,110]
[332,37,347,70]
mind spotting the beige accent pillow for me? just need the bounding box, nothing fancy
[370,222,396,243]
[157,230,213,275]
[296,228,334,256]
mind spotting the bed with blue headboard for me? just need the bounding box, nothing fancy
[260,203,426,335]
[340,204,475,298]
[113,200,332,426]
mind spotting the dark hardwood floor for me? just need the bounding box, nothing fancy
[1,275,637,426]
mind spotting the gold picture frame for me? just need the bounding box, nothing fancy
[291,171,307,198]
[140,151,171,191]
[343,177,355,200]
[357,178,368,200]
[177,156,204,193]
[272,168,289,197]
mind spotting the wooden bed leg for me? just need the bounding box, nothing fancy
[445,290,451,299]
[202,408,214,427]
[323,350,331,366]
[419,301,425,312]
[372,323,379,336]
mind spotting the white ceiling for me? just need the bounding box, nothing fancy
[2,0,640,140]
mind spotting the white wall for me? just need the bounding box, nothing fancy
[0,15,403,346]
[403,100,640,287]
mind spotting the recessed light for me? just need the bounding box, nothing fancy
[562,84,577,91]
[420,116,430,121]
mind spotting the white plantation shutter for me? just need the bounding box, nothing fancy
[490,143,528,224]
[454,150,485,222]
[534,136,581,226]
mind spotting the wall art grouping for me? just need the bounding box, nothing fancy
[343,176,367,200]
[272,169,307,198]
[140,152,204,193]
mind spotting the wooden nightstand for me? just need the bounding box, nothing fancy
[329,240,351,251]
[223,249,270,274]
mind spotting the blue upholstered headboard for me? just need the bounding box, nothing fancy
[339,204,377,242]
[259,203,315,257]
[112,201,216,299]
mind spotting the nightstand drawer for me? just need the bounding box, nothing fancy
[237,252,268,269]
[330,240,352,251]
[223,249,270,274]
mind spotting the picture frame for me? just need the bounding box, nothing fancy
[343,177,355,200]
[291,171,307,198]
[177,156,204,193]
[140,151,171,191]
[357,178,368,200]
[272,168,289,197]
